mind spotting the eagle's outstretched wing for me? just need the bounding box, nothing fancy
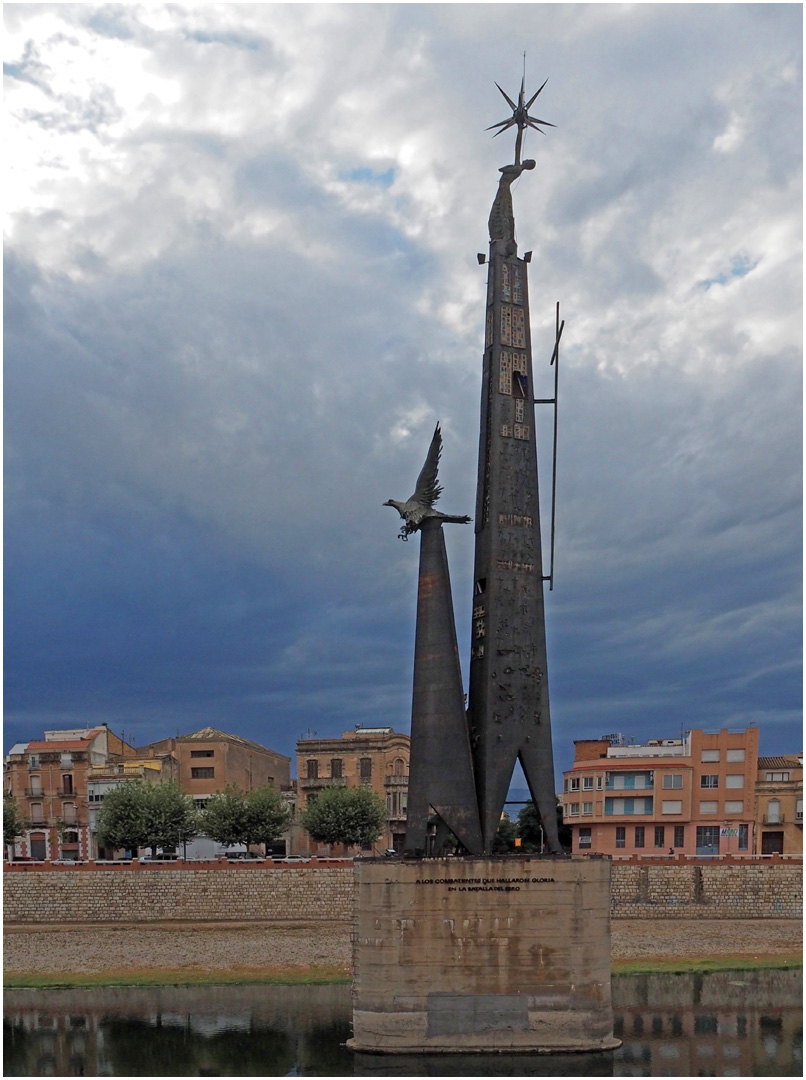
[411,423,443,508]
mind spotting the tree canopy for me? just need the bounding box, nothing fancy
[200,784,290,849]
[300,785,386,849]
[96,781,198,853]
[4,793,26,852]
[517,798,571,852]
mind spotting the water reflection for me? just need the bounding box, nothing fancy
[4,969,802,1077]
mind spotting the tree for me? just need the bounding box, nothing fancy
[201,785,291,851]
[517,798,572,852]
[145,782,198,852]
[4,793,26,859]
[96,781,198,854]
[300,785,386,849]
[244,785,291,849]
[492,815,519,853]
[96,781,150,852]
[200,786,250,848]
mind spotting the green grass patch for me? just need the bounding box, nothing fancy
[612,956,802,976]
[4,966,352,990]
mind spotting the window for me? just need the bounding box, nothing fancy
[359,757,372,781]
[615,827,626,849]
[393,758,405,777]
[190,750,214,758]
[738,824,749,850]
[596,776,603,790]
[700,775,719,789]
[673,825,685,848]
[60,753,73,769]
[30,776,42,796]
[797,799,803,822]
[330,759,343,779]
[193,798,210,810]
[63,802,77,823]
[765,771,790,782]
[662,800,683,814]
[701,749,720,763]
[725,748,745,763]
[30,802,44,823]
[569,803,580,816]
[766,799,781,823]
[634,826,645,848]
[306,760,319,780]
[654,826,665,849]
[699,801,718,814]
[582,802,593,815]
[28,754,40,769]
[582,777,594,790]
[696,825,720,856]
[662,774,683,789]
[570,777,580,791]
[725,774,744,788]
[62,775,74,795]
[724,801,744,815]
[191,767,215,779]
[578,828,592,849]
[605,797,653,815]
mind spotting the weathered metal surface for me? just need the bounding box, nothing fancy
[467,114,561,852]
[404,519,482,855]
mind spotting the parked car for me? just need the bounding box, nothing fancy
[272,855,310,863]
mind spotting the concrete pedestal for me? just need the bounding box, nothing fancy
[350,855,619,1054]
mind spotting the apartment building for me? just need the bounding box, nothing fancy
[294,726,410,855]
[755,754,803,855]
[562,728,759,858]
[137,727,291,811]
[4,725,136,860]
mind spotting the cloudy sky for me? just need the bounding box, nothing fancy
[4,4,802,780]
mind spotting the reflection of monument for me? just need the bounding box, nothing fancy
[351,76,618,1055]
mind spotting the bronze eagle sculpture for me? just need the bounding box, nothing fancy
[383,423,471,540]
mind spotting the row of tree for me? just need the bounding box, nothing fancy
[5,782,567,857]
[4,782,390,856]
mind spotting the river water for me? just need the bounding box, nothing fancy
[4,969,801,1077]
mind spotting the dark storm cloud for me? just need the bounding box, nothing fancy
[4,4,801,774]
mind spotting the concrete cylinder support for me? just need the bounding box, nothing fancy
[350,855,619,1054]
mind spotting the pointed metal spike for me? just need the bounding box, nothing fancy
[494,82,518,111]
[485,118,516,133]
[525,77,549,110]
[527,118,555,130]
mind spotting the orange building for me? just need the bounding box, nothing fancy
[4,725,136,860]
[137,727,291,811]
[754,754,803,855]
[562,728,759,858]
[294,726,410,855]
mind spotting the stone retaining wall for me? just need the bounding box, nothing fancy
[3,860,801,924]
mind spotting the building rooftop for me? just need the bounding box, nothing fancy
[177,727,288,757]
[758,756,802,770]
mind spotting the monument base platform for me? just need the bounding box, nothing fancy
[349,855,619,1054]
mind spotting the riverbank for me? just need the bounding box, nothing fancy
[4,917,801,988]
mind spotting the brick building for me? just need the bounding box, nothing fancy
[755,754,803,855]
[4,725,136,860]
[562,728,759,858]
[137,727,291,814]
[294,726,410,855]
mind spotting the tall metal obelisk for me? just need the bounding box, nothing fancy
[467,78,562,852]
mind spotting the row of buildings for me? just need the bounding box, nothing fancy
[4,722,802,861]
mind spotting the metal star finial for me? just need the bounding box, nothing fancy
[486,76,554,166]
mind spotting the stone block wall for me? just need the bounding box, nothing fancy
[3,865,353,924]
[609,862,802,918]
[3,860,801,925]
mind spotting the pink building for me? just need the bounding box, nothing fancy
[562,728,759,858]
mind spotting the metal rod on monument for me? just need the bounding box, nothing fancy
[548,302,563,591]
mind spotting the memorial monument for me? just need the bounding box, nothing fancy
[351,76,618,1055]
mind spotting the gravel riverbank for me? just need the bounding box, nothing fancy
[3,919,801,979]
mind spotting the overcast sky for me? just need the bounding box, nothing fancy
[4,4,802,780]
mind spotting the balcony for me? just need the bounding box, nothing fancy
[763,815,784,825]
[384,775,409,787]
[298,776,347,790]
[24,788,45,798]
